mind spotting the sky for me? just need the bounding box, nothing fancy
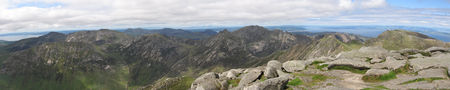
[0,0,449,34]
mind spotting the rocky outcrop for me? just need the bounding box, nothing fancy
[190,72,227,90]
[239,69,263,86]
[282,60,307,72]
[243,76,289,90]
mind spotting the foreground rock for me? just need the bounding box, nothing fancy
[190,47,450,90]
[243,76,289,90]
[191,72,227,90]
[282,60,307,72]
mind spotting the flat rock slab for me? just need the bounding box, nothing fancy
[372,56,406,70]
[243,76,289,90]
[324,58,372,69]
[409,53,450,72]
[282,60,306,72]
[239,69,263,86]
[418,68,447,78]
[365,69,390,76]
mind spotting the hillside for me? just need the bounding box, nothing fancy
[0,26,448,90]
[367,30,450,50]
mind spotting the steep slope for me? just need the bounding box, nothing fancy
[274,33,364,60]
[66,29,132,46]
[367,30,450,50]
[6,32,66,52]
[187,26,311,68]
[121,34,196,86]
[123,28,217,40]
[0,42,128,90]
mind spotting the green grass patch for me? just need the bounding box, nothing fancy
[312,74,328,81]
[362,71,397,82]
[419,52,431,57]
[287,78,303,86]
[361,85,389,90]
[400,77,444,85]
[311,61,325,65]
[365,57,373,62]
[167,77,195,90]
[393,64,415,74]
[228,79,241,87]
[316,64,329,71]
[259,75,267,81]
[329,65,369,74]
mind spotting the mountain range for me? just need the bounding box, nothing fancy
[0,25,448,90]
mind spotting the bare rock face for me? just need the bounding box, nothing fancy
[267,60,282,71]
[220,69,244,79]
[190,72,227,90]
[282,60,307,73]
[409,53,450,72]
[324,58,372,69]
[425,47,450,53]
[417,68,448,78]
[239,69,263,86]
[365,69,390,76]
[243,76,290,90]
[264,66,278,79]
[372,56,406,70]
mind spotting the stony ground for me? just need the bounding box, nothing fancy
[190,46,450,90]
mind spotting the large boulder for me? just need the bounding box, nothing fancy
[267,60,282,70]
[282,60,306,72]
[264,66,278,79]
[239,69,263,86]
[243,76,290,90]
[191,72,227,90]
[220,69,244,79]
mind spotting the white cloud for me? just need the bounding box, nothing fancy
[0,0,447,33]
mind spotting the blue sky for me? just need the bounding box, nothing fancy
[387,0,450,8]
[0,0,449,33]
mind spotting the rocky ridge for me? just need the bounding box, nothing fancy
[191,46,450,90]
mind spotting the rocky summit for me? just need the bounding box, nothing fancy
[0,26,448,90]
[193,46,450,90]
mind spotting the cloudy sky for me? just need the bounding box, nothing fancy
[0,0,449,33]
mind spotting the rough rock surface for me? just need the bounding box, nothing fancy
[191,72,226,90]
[243,76,289,90]
[324,58,372,69]
[191,47,450,90]
[365,69,390,76]
[267,60,282,70]
[372,56,406,70]
[282,60,307,72]
[409,53,450,72]
[239,69,263,86]
[264,66,278,79]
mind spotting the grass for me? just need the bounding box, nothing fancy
[259,75,267,81]
[228,79,240,87]
[167,77,195,90]
[287,78,303,86]
[311,61,325,65]
[316,64,329,71]
[312,75,328,81]
[361,85,389,90]
[400,77,444,85]
[329,65,369,74]
[419,52,431,57]
[365,57,373,62]
[393,64,416,75]
[362,71,397,82]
